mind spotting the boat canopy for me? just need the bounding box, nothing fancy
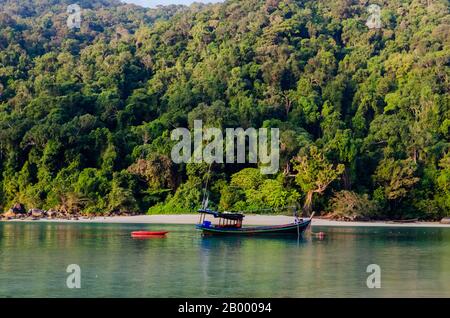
[198,209,245,221]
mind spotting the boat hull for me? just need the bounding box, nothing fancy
[131,231,168,238]
[197,219,311,236]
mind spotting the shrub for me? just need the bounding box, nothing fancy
[329,191,380,221]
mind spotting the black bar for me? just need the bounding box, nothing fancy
[0,298,447,316]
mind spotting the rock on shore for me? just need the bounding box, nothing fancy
[30,208,45,218]
[1,203,137,221]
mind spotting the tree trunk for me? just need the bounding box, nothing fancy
[303,191,314,215]
[343,167,351,190]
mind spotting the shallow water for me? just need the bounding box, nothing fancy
[0,222,449,297]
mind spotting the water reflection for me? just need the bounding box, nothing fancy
[0,222,449,297]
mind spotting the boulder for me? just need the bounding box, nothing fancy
[3,209,16,219]
[47,210,57,219]
[441,218,450,224]
[30,208,45,218]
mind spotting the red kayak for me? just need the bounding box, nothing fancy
[131,231,168,238]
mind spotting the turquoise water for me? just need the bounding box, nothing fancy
[0,222,449,297]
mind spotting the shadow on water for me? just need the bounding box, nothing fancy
[200,234,310,248]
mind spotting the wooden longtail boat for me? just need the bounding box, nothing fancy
[196,209,312,236]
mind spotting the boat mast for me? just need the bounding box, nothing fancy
[201,163,213,210]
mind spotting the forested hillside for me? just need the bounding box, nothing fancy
[0,0,449,219]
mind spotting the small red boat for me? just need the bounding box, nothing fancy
[131,231,168,238]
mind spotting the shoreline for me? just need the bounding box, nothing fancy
[3,214,450,228]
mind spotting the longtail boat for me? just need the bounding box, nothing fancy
[196,208,312,236]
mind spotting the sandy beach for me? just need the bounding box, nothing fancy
[5,214,450,228]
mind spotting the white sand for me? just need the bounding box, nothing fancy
[6,214,450,228]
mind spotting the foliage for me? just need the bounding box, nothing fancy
[329,191,380,221]
[0,0,448,219]
[220,169,300,213]
[436,153,450,216]
[292,146,345,213]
